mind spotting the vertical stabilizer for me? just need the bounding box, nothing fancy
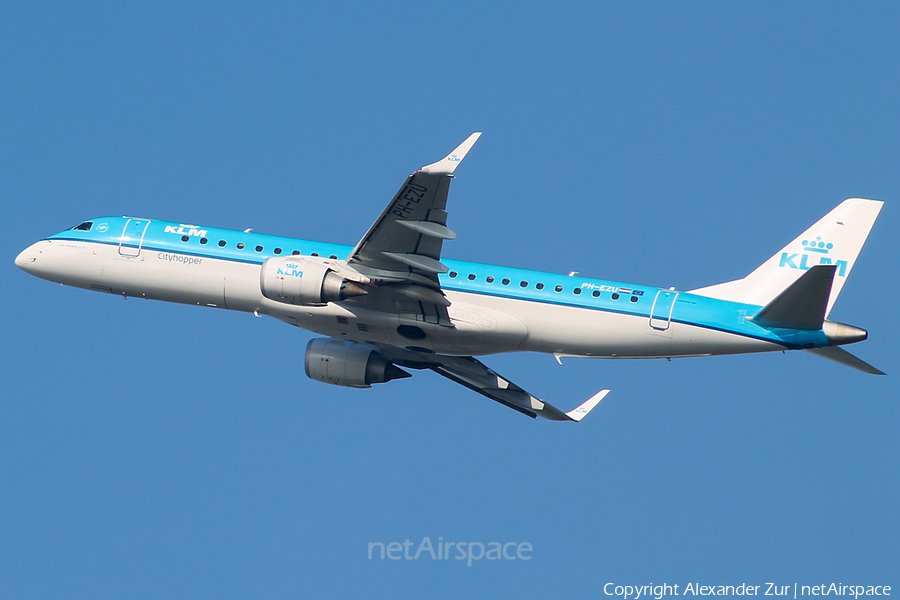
[689,198,883,315]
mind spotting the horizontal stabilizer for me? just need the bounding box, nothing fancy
[806,346,885,375]
[752,265,836,330]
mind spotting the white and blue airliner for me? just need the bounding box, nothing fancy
[15,133,884,421]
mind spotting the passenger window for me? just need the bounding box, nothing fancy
[73,222,93,231]
[630,296,638,302]
[237,243,245,249]
[274,248,282,254]
[181,235,190,242]
[255,245,263,252]
[573,288,582,295]
[449,271,458,278]
[468,274,476,281]
[592,290,601,298]
[329,255,337,259]
[536,283,544,290]
[486,276,494,283]
[293,251,302,255]
[520,281,528,288]
[611,293,620,300]
[555,286,563,292]
[200,237,208,245]
[218,240,226,247]
[311,252,319,257]
[502,278,510,285]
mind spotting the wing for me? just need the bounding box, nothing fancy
[431,355,607,421]
[344,133,481,325]
[374,346,607,421]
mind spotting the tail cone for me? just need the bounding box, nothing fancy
[823,320,868,345]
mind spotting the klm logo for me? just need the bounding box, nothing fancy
[779,237,847,276]
[164,224,208,237]
[276,263,303,278]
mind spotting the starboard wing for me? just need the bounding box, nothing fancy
[343,133,481,325]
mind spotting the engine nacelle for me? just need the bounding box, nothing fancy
[304,339,411,388]
[260,256,366,305]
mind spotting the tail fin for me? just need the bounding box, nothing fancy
[690,198,884,315]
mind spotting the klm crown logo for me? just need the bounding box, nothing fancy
[779,235,847,276]
[801,237,833,254]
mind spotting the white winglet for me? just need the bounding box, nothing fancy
[420,132,482,175]
[565,389,610,422]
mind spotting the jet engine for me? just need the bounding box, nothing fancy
[260,256,367,305]
[304,338,411,388]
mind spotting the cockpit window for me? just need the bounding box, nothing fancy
[73,222,93,231]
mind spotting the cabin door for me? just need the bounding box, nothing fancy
[118,219,151,257]
[649,290,678,330]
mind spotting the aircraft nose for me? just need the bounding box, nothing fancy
[15,243,41,273]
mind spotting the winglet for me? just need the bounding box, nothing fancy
[565,389,610,422]
[420,132,482,175]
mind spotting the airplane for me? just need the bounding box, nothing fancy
[14,133,885,422]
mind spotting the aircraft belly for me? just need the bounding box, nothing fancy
[440,295,529,355]
[262,296,529,356]
[261,301,404,349]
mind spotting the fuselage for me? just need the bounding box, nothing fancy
[15,216,832,359]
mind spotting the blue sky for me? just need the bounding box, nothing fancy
[2,2,898,598]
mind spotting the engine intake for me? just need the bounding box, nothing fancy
[304,339,411,388]
[260,256,367,305]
